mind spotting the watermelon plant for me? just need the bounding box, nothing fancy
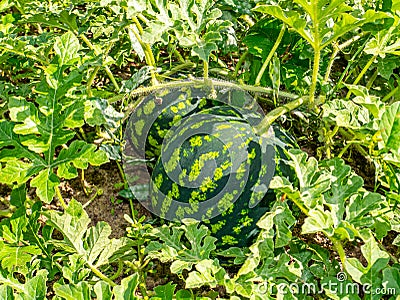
[0,0,400,299]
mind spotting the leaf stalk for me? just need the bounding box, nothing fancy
[255,24,286,86]
[55,186,67,210]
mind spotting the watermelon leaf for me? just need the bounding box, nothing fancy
[146,219,217,274]
[0,34,108,203]
[185,259,226,289]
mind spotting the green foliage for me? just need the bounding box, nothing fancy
[146,219,217,274]
[0,0,399,299]
[44,200,136,270]
[254,1,388,51]
[0,33,109,203]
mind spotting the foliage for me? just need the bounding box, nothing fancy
[0,0,399,299]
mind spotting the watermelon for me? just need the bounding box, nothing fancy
[126,85,298,248]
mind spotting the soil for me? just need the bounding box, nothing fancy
[57,162,133,238]
[0,184,11,211]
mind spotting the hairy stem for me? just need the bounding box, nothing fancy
[116,160,127,185]
[309,46,321,107]
[255,24,286,86]
[233,50,248,79]
[129,78,299,99]
[86,42,114,97]
[81,169,90,196]
[325,125,339,159]
[285,192,348,269]
[79,127,88,142]
[309,3,322,109]
[209,68,229,77]
[339,128,371,162]
[82,189,102,209]
[210,53,228,68]
[203,61,209,79]
[172,47,186,64]
[289,196,309,216]
[366,69,378,89]
[346,18,399,99]
[337,140,362,158]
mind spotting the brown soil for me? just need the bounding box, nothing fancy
[0,184,11,211]
[58,162,132,238]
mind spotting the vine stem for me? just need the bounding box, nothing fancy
[87,262,116,287]
[87,41,115,98]
[128,78,299,100]
[80,169,90,196]
[255,24,286,86]
[79,34,120,92]
[323,35,363,85]
[331,238,347,268]
[309,46,321,108]
[55,186,68,210]
[333,38,369,95]
[308,3,321,109]
[289,196,309,216]
[172,47,186,64]
[203,61,209,79]
[124,260,150,298]
[325,125,339,159]
[210,53,228,68]
[337,140,362,158]
[382,85,399,102]
[0,209,12,218]
[109,260,124,281]
[126,78,306,135]
[338,128,372,162]
[345,54,377,99]
[82,188,102,209]
[163,62,196,77]
[284,192,347,270]
[346,19,399,99]
[132,16,158,85]
[116,160,128,188]
[209,68,229,77]
[366,69,378,89]
[255,96,307,135]
[129,24,154,71]
[233,50,248,79]
[137,246,149,298]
